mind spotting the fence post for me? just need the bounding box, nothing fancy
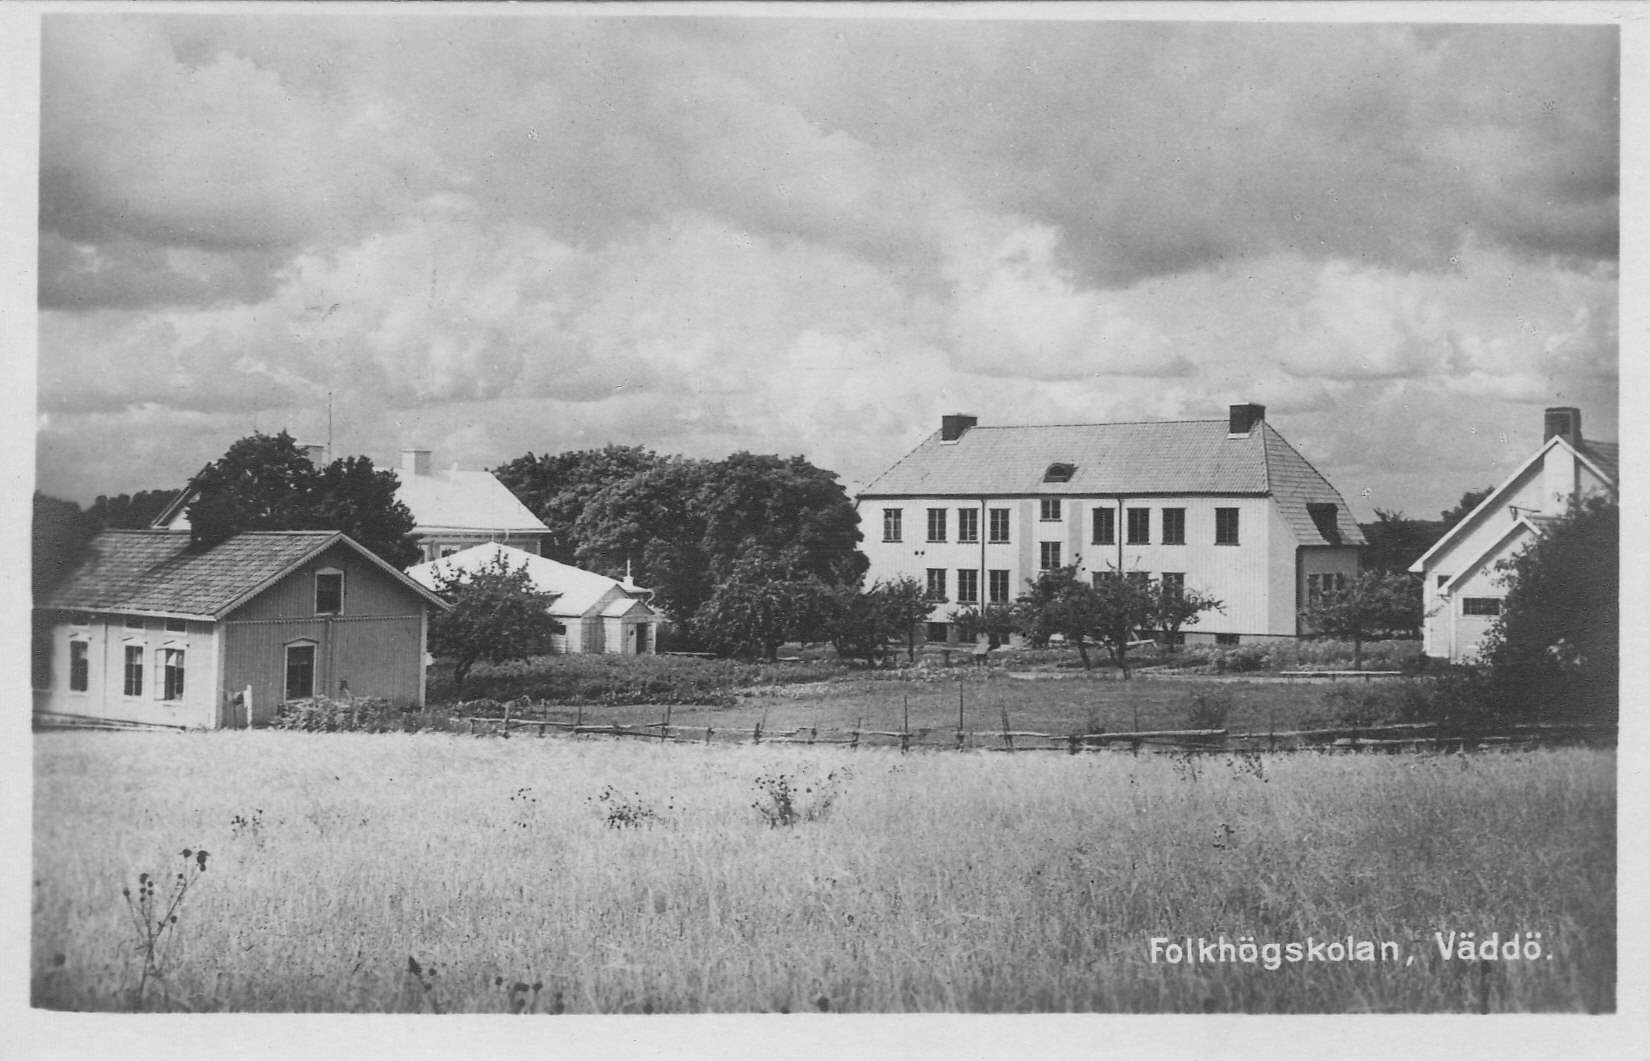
[1067,734,1079,755]
[1001,705,1013,754]
[901,697,910,755]
[503,700,511,739]
[851,718,861,751]
[705,726,714,745]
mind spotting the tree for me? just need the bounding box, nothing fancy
[87,489,179,530]
[572,452,867,640]
[427,553,561,691]
[1299,571,1422,670]
[32,492,100,600]
[691,558,834,661]
[1148,580,1224,654]
[826,576,932,666]
[1012,566,1166,676]
[1358,508,1447,577]
[1479,495,1617,724]
[185,431,420,568]
[1440,487,1495,530]
[493,445,666,564]
[948,602,1018,650]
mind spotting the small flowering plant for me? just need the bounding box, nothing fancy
[122,848,208,1010]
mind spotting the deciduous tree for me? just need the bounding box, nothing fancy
[427,553,561,690]
[691,558,834,661]
[185,431,420,568]
[1299,571,1421,670]
[826,576,931,666]
[1480,495,1617,723]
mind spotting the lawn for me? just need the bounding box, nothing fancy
[33,730,1614,1013]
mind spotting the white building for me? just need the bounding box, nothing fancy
[1409,407,1618,662]
[855,404,1364,645]
[408,542,659,655]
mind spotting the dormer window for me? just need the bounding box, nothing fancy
[315,569,344,615]
[1307,503,1341,544]
[1043,462,1076,483]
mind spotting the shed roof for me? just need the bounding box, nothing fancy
[860,418,1363,546]
[38,529,448,620]
[406,543,654,619]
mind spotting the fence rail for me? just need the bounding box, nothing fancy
[452,706,1615,755]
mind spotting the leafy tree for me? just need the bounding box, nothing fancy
[1358,507,1447,576]
[87,489,179,530]
[1440,487,1495,530]
[1299,571,1422,670]
[691,558,834,661]
[493,445,666,563]
[1013,566,1164,676]
[185,431,420,568]
[948,602,1018,650]
[572,452,866,639]
[427,553,561,690]
[1148,580,1224,654]
[826,576,932,666]
[1479,495,1617,724]
[32,492,100,600]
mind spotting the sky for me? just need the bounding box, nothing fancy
[31,10,1621,521]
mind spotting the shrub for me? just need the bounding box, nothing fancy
[752,766,852,827]
[1212,644,1271,673]
[1186,688,1233,730]
[426,653,844,708]
[270,696,455,734]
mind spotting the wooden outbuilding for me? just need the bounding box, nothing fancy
[32,529,449,728]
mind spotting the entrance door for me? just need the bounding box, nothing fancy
[285,643,316,700]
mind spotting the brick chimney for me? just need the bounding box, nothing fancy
[401,448,432,477]
[941,414,978,443]
[1543,407,1582,447]
[1228,403,1266,437]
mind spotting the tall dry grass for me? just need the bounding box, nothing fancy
[32,731,1613,1013]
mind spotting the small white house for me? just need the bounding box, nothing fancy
[1409,407,1618,662]
[407,543,659,655]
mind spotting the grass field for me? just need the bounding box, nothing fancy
[32,731,1614,1013]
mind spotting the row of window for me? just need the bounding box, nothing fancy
[68,641,185,700]
[64,614,190,633]
[885,505,1240,545]
[923,567,1188,603]
[924,622,1240,646]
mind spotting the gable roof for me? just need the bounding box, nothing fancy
[38,530,449,621]
[1410,432,1619,574]
[396,470,549,536]
[859,418,1363,546]
[406,542,655,618]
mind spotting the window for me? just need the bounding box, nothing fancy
[1162,508,1186,545]
[957,508,979,543]
[927,508,948,542]
[1092,507,1115,545]
[988,569,1010,603]
[125,615,145,629]
[1039,542,1062,570]
[1093,571,1118,587]
[124,645,144,697]
[956,569,979,604]
[1307,572,1348,604]
[69,640,89,692]
[925,568,948,601]
[1306,502,1342,545]
[926,622,950,644]
[988,508,1011,543]
[1215,633,1241,646]
[1125,571,1150,586]
[165,617,187,633]
[285,644,317,701]
[1127,507,1151,544]
[1039,499,1062,522]
[882,508,903,543]
[161,648,185,701]
[1043,462,1076,483]
[1215,508,1240,545]
[1463,598,1502,617]
[1162,572,1185,597]
[548,620,567,635]
[315,570,344,615]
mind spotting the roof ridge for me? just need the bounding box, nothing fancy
[965,417,1229,430]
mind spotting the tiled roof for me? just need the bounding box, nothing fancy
[1577,440,1619,484]
[860,418,1363,547]
[40,530,340,619]
[407,543,655,618]
[397,470,549,535]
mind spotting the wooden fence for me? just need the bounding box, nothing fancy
[454,701,1615,755]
